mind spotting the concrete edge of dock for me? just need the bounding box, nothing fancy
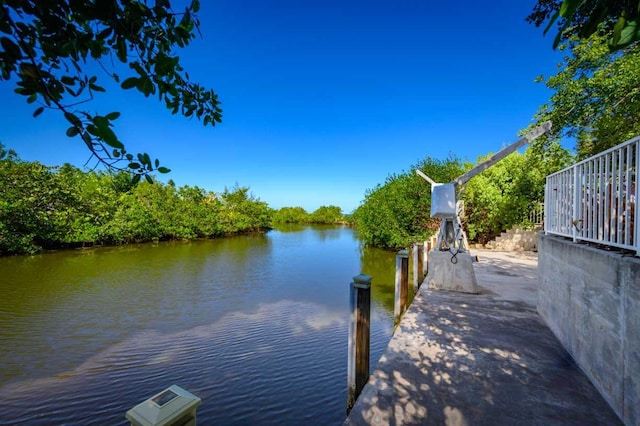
[344,250,621,425]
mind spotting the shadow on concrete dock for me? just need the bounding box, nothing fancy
[345,250,621,425]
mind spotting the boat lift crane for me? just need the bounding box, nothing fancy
[415,121,552,292]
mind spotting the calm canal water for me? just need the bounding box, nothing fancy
[0,225,400,425]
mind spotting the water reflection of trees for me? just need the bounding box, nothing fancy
[0,234,274,334]
[271,224,307,233]
[271,224,348,240]
[309,224,346,241]
[0,234,276,380]
[359,245,417,313]
[359,246,396,312]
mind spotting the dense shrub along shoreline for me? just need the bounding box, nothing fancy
[353,147,571,250]
[0,147,346,256]
[1,142,569,256]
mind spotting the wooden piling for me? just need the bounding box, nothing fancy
[394,250,409,325]
[412,243,424,293]
[347,273,371,414]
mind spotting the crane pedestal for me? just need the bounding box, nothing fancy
[424,250,478,294]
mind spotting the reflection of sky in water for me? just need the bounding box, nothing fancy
[0,226,395,425]
[0,300,391,425]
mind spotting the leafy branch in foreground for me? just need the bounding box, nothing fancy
[0,0,222,179]
[528,0,640,50]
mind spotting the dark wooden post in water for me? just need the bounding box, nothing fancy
[394,250,409,325]
[347,273,371,414]
[412,243,424,293]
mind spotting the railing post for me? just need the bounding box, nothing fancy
[544,177,549,235]
[635,140,639,256]
[412,243,424,293]
[347,274,371,414]
[394,250,409,325]
[573,164,581,242]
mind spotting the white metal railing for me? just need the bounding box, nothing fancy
[545,136,639,256]
[528,202,544,225]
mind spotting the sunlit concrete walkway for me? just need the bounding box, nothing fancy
[344,250,621,425]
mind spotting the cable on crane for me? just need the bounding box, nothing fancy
[449,226,464,264]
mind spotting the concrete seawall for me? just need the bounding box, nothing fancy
[538,234,640,425]
[345,250,621,425]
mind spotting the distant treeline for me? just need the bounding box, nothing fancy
[0,146,346,256]
[271,206,347,225]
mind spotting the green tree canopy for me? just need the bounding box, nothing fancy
[354,145,572,250]
[309,205,344,224]
[0,146,272,255]
[272,207,310,224]
[460,146,572,243]
[531,30,640,158]
[353,156,466,249]
[0,0,221,180]
[528,0,640,49]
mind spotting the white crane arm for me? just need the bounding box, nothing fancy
[452,121,552,187]
[415,169,438,186]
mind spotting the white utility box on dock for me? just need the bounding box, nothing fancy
[126,385,201,426]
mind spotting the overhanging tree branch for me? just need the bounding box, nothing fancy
[0,0,222,180]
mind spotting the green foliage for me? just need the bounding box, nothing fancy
[175,184,222,237]
[219,185,272,234]
[54,164,119,244]
[0,146,272,255]
[0,158,68,253]
[309,206,344,224]
[353,156,466,249]
[531,30,640,158]
[460,147,571,243]
[0,0,221,177]
[271,205,345,224]
[528,0,638,50]
[272,207,310,224]
[354,147,572,249]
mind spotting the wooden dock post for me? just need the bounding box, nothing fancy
[412,243,424,293]
[394,250,409,325]
[347,273,371,414]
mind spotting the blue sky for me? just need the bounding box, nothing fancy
[0,0,563,213]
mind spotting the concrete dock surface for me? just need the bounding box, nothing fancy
[345,250,622,425]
